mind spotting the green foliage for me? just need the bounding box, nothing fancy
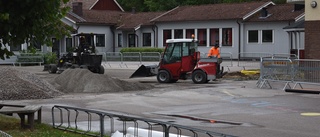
[120,47,164,53]
[0,114,86,137]
[0,0,72,60]
[44,52,58,64]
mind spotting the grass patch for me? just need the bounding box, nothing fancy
[0,114,86,137]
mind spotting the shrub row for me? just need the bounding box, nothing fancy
[120,47,164,53]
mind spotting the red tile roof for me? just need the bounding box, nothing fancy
[64,0,98,10]
[80,10,125,24]
[245,4,304,22]
[152,1,271,22]
[117,12,165,30]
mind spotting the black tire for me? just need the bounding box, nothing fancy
[157,70,171,83]
[80,65,87,69]
[98,65,105,74]
[192,70,207,84]
[48,64,57,74]
[71,64,79,69]
[170,79,178,83]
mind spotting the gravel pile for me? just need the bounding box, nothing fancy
[0,67,63,100]
[53,69,153,93]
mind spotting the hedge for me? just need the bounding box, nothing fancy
[120,47,164,53]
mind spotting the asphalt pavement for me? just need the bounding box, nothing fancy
[2,63,320,137]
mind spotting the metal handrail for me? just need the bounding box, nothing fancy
[52,105,237,137]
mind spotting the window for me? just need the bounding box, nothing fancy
[118,33,122,47]
[163,30,172,46]
[248,30,258,43]
[222,28,232,46]
[52,38,59,57]
[210,28,219,46]
[143,33,151,47]
[66,38,72,52]
[96,34,105,47]
[128,34,136,47]
[10,43,21,51]
[197,29,207,46]
[186,29,195,38]
[262,30,273,43]
[174,29,183,39]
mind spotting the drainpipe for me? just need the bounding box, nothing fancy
[152,25,158,48]
[111,26,115,52]
[237,20,241,60]
[152,26,156,48]
[134,30,139,47]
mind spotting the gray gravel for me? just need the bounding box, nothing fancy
[53,69,153,93]
[0,67,153,100]
[0,67,63,100]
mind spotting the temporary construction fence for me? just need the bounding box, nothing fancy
[100,52,297,70]
[51,105,237,137]
[257,58,320,90]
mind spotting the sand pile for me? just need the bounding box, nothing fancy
[0,67,63,100]
[53,69,153,93]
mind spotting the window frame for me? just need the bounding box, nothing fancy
[95,34,105,47]
[65,37,73,52]
[186,29,195,39]
[262,30,273,43]
[197,28,207,46]
[118,33,122,47]
[163,30,172,46]
[222,28,232,46]
[143,33,152,47]
[174,29,183,39]
[248,30,259,43]
[210,28,219,46]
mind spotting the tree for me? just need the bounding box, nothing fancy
[0,0,71,60]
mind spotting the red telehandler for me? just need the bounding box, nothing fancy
[130,38,224,84]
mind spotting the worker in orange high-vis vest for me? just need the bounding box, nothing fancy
[207,43,224,78]
[207,43,220,58]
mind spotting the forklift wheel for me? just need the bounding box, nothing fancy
[98,65,105,74]
[192,70,207,84]
[157,70,171,83]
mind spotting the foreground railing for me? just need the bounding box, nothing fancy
[52,105,237,137]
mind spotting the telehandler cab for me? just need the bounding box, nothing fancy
[130,38,224,84]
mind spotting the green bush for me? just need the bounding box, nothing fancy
[43,52,57,64]
[120,47,164,53]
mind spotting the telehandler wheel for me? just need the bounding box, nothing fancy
[157,70,171,83]
[192,70,207,84]
[48,64,57,74]
[98,65,105,74]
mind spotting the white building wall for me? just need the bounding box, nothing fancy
[242,22,295,54]
[155,21,240,58]
[77,25,114,53]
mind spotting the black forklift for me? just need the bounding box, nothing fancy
[46,33,104,74]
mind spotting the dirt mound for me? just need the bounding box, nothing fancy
[53,69,153,93]
[0,67,63,100]
[223,71,260,80]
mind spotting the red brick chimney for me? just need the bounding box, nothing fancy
[72,2,83,16]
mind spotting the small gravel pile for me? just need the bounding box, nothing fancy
[0,67,63,100]
[53,69,153,93]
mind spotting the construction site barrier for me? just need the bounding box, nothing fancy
[257,58,320,90]
[51,105,237,137]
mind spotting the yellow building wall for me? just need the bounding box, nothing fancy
[305,0,320,20]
